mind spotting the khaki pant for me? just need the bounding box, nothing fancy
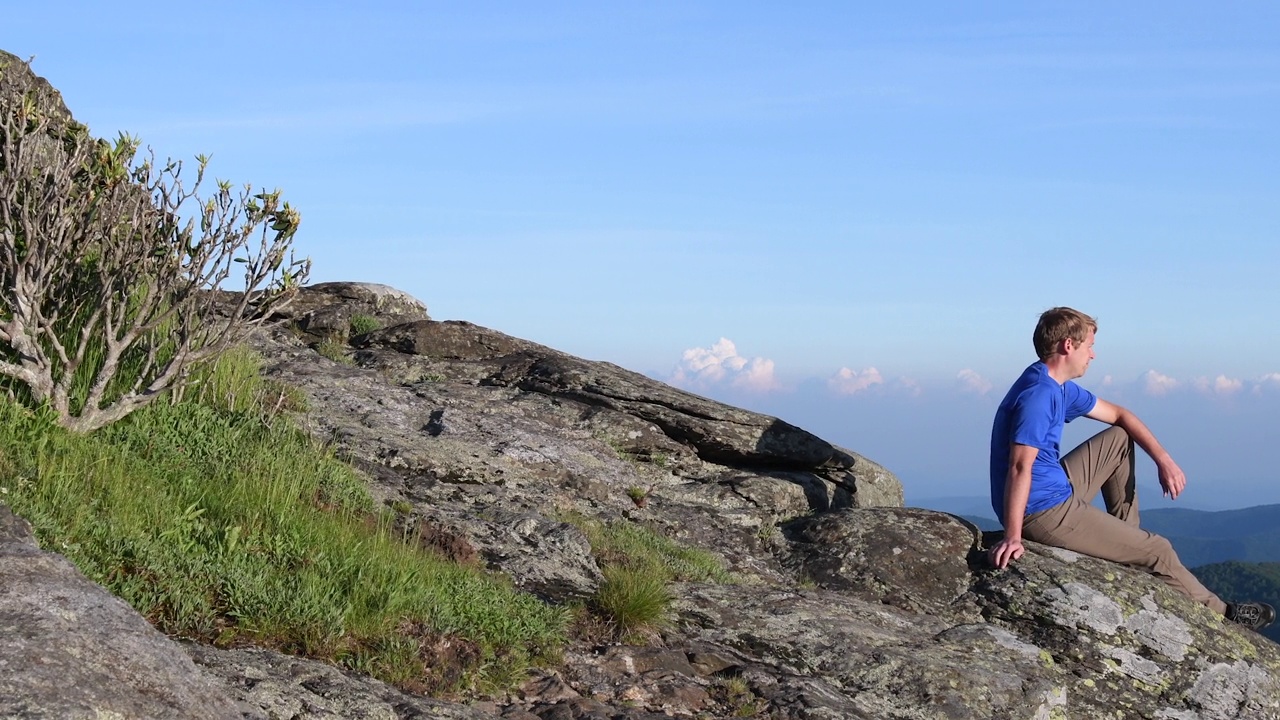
[1022,426,1227,615]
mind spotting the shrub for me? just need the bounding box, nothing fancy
[0,58,310,432]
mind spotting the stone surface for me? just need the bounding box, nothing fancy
[0,506,247,720]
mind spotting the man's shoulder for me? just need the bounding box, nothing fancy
[1005,363,1057,398]
[994,367,1060,419]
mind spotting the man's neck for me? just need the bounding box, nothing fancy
[1043,358,1072,385]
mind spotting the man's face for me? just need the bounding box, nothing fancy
[1066,330,1096,378]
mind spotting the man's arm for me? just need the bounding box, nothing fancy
[989,443,1039,569]
[1086,398,1186,499]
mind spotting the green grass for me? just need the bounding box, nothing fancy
[562,513,731,639]
[0,350,566,695]
[349,313,382,336]
[575,516,733,585]
[592,566,671,639]
[315,336,354,365]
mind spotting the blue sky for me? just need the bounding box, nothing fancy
[7,2,1279,509]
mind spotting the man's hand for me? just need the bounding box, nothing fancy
[1157,457,1187,499]
[987,536,1025,569]
[1089,399,1186,499]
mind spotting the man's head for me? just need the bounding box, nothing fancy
[1033,307,1097,363]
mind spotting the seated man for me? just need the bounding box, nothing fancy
[987,306,1274,632]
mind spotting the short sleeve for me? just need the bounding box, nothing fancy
[1008,387,1056,451]
[1063,382,1097,422]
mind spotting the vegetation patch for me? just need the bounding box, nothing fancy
[0,349,566,695]
[711,675,768,717]
[626,485,651,508]
[315,335,355,365]
[562,512,731,640]
[349,313,383,336]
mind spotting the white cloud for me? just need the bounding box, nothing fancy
[671,338,779,392]
[734,357,782,392]
[828,367,885,395]
[1101,374,1114,387]
[1253,373,1280,395]
[896,376,923,398]
[1193,375,1243,396]
[956,369,992,395]
[1141,370,1179,396]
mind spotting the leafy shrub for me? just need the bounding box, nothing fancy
[0,59,309,432]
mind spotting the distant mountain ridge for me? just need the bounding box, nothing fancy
[1192,562,1280,644]
[1144,505,1280,568]
[916,496,1280,568]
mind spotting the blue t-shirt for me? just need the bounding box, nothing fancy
[989,362,1097,525]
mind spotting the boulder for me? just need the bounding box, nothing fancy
[0,505,247,720]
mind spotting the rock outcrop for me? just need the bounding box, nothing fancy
[3,55,1280,720]
[0,506,247,720]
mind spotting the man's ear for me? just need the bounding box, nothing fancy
[1059,337,1074,355]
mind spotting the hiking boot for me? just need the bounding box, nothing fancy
[1226,602,1276,631]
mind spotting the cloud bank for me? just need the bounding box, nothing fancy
[671,338,781,392]
[828,367,885,395]
[956,369,993,395]
[1141,370,1179,396]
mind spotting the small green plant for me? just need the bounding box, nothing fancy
[391,500,414,515]
[626,486,651,508]
[565,514,733,584]
[316,335,354,365]
[560,513,731,642]
[755,522,780,542]
[714,675,766,717]
[603,438,630,461]
[349,313,382,336]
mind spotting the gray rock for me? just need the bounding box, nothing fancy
[278,281,431,341]
[186,643,499,720]
[0,505,247,720]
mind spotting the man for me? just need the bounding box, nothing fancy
[987,307,1274,632]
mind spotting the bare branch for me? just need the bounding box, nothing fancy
[1,59,311,431]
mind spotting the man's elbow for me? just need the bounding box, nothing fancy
[1111,404,1135,427]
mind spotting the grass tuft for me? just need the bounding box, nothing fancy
[315,335,354,365]
[592,566,671,640]
[561,512,731,640]
[349,313,382,336]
